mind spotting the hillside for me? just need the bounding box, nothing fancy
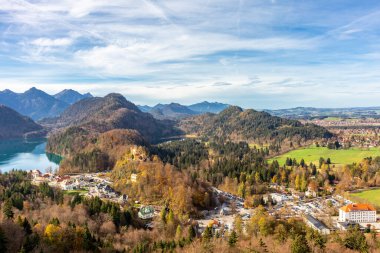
[0,87,69,120]
[54,89,93,105]
[148,103,198,120]
[0,105,45,139]
[179,106,333,143]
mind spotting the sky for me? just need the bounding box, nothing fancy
[1,0,380,109]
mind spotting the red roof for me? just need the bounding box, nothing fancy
[340,203,376,212]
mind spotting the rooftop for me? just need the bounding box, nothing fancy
[305,214,329,230]
[340,203,376,212]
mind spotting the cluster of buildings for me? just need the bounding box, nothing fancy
[30,170,128,204]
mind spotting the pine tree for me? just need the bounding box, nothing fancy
[228,230,238,247]
[188,226,196,242]
[3,200,14,219]
[22,218,32,235]
[175,225,182,239]
[203,227,213,241]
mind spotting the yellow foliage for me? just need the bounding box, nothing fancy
[44,224,62,243]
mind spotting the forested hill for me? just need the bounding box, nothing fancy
[178,106,333,143]
[47,93,181,142]
[46,94,183,173]
[0,105,45,139]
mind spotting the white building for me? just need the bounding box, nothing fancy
[270,193,290,204]
[339,203,376,223]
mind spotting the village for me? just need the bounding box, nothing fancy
[28,169,380,237]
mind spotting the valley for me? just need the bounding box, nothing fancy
[2,88,380,252]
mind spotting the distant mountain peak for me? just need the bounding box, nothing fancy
[25,87,45,94]
[54,89,94,105]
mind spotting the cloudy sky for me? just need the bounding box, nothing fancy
[1,0,380,108]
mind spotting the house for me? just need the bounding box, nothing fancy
[304,214,330,235]
[31,170,42,179]
[138,206,155,219]
[269,193,290,204]
[339,203,376,223]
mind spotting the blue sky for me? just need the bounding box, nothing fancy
[1,0,380,108]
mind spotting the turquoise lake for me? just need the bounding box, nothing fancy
[0,139,60,172]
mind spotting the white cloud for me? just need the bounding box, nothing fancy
[1,0,380,108]
[31,37,73,47]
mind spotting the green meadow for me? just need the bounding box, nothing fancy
[269,146,380,166]
[350,189,380,208]
[64,189,88,196]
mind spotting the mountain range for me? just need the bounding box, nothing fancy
[0,87,93,120]
[138,101,230,120]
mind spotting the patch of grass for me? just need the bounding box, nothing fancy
[269,146,380,166]
[64,189,88,196]
[350,189,380,208]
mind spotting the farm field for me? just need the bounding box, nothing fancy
[350,189,380,208]
[269,146,380,166]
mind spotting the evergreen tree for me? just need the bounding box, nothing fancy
[3,200,14,219]
[187,226,196,242]
[175,225,182,239]
[343,225,368,252]
[22,218,32,235]
[202,227,213,241]
[228,230,238,247]
[291,235,310,253]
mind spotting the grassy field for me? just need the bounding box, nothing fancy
[350,189,380,208]
[269,146,380,166]
[64,189,88,196]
